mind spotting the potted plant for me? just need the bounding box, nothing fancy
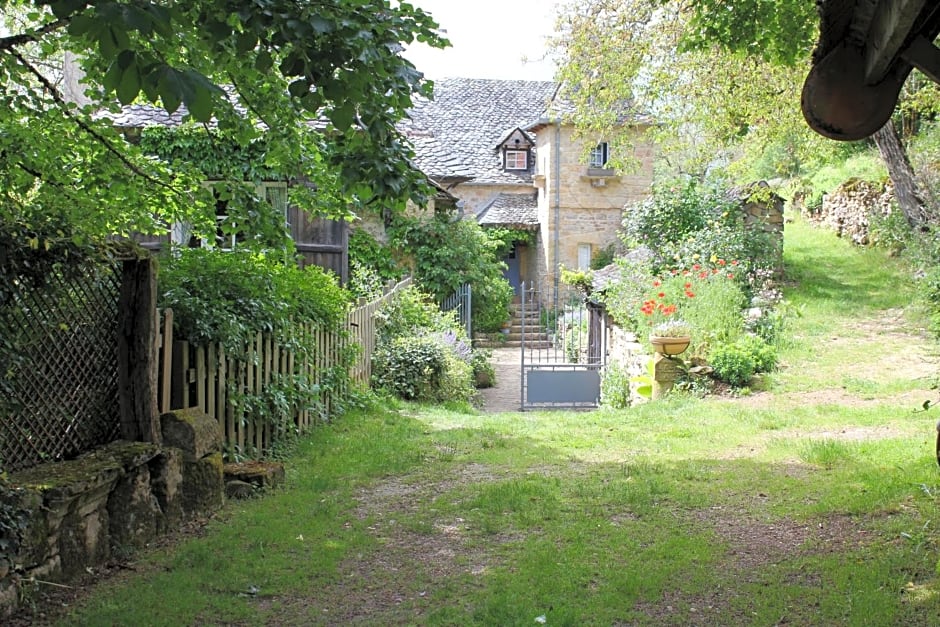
[649,319,692,355]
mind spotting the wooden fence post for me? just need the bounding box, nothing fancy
[117,254,161,443]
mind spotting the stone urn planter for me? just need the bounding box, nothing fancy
[649,334,691,355]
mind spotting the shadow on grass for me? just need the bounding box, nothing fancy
[46,407,940,627]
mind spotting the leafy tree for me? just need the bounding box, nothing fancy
[552,0,933,225]
[0,0,447,244]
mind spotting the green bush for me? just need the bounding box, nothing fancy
[471,349,496,388]
[867,204,912,255]
[623,178,719,255]
[389,214,512,333]
[679,268,747,356]
[372,336,474,402]
[803,154,887,211]
[348,228,403,299]
[709,344,756,387]
[733,334,778,373]
[158,247,349,352]
[373,285,482,401]
[621,176,778,295]
[375,285,461,345]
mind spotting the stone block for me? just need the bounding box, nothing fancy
[107,464,161,553]
[181,452,224,518]
[58,505,109,580]
[223,461,285,490]
[149,449,183,533]
[161,408,222,462]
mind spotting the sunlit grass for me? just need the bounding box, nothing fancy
[53,219,940,625]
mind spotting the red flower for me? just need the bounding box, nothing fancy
[684,282,692,289]
[692,264,701,271]
[698,271,708,279]
[712,268,719,274]
[727,273,735,279]
[658,292,665,298]
[718,259,726,266]
[653,280,661,287]
[685,291,695,298]
[731,260,739,266]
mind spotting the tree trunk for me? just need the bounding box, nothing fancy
[872,121,925,228]
[117,256,161,444]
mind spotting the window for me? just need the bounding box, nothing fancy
[578,243,592,270]
[505,150,528,170]
[589,142,609,168]
[205,181,289,249]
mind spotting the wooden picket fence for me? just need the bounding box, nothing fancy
[157,277,412,456]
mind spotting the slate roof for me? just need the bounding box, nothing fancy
[100,87,328,131]
[104,103,189,128]
[404,78,559,185]
[103,77,573,189]
[476,192,539,230]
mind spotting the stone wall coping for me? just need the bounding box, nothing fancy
[7,441,163,502]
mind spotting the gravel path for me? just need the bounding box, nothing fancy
[478,348,523,413]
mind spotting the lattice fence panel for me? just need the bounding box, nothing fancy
[1,261,122,472]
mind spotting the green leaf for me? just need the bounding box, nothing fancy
[254,51,273,73]
[101,60,123,93]
[67,14,97,37]
[98,25,130,59]
[288,79,308,98]
[50,0,86,19]
[328,103,355,130]
[157,68,183,114]
[117,63,141,105]
[236,32,257,53]
[179,70,219,122]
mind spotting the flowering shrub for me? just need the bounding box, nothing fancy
[372,285,484,401]
[621,176,779,298]
[634,262,747,356]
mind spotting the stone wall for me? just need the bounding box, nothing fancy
[801,178,893,245]
[739,182,786,275]
[534,124,655,299]
[0,409,224,618]
[453,183,532,216]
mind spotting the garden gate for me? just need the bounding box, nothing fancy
[519,282,607,410]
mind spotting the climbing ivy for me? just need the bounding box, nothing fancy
[389,214,513,332]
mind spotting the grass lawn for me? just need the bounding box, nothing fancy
[27,217,940,625]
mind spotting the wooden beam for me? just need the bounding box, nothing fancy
[901,34,940,84]
[865,0,928,82]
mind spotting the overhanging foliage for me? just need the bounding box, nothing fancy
[0,0,448,244]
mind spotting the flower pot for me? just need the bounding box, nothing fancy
[649,335,691,355]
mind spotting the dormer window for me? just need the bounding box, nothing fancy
[505,150,528,170]
[496,127,535,173]
[590,142,610,168]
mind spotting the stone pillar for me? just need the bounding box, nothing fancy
[161,409,224,518]
[651,353,681,400]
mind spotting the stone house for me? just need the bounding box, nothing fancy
[404,78,655,305]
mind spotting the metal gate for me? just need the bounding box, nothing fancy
[520,281,607,410]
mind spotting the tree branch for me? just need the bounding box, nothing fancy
[0,18,69,53]
[9,49,184,197]
[227,72,276,132]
